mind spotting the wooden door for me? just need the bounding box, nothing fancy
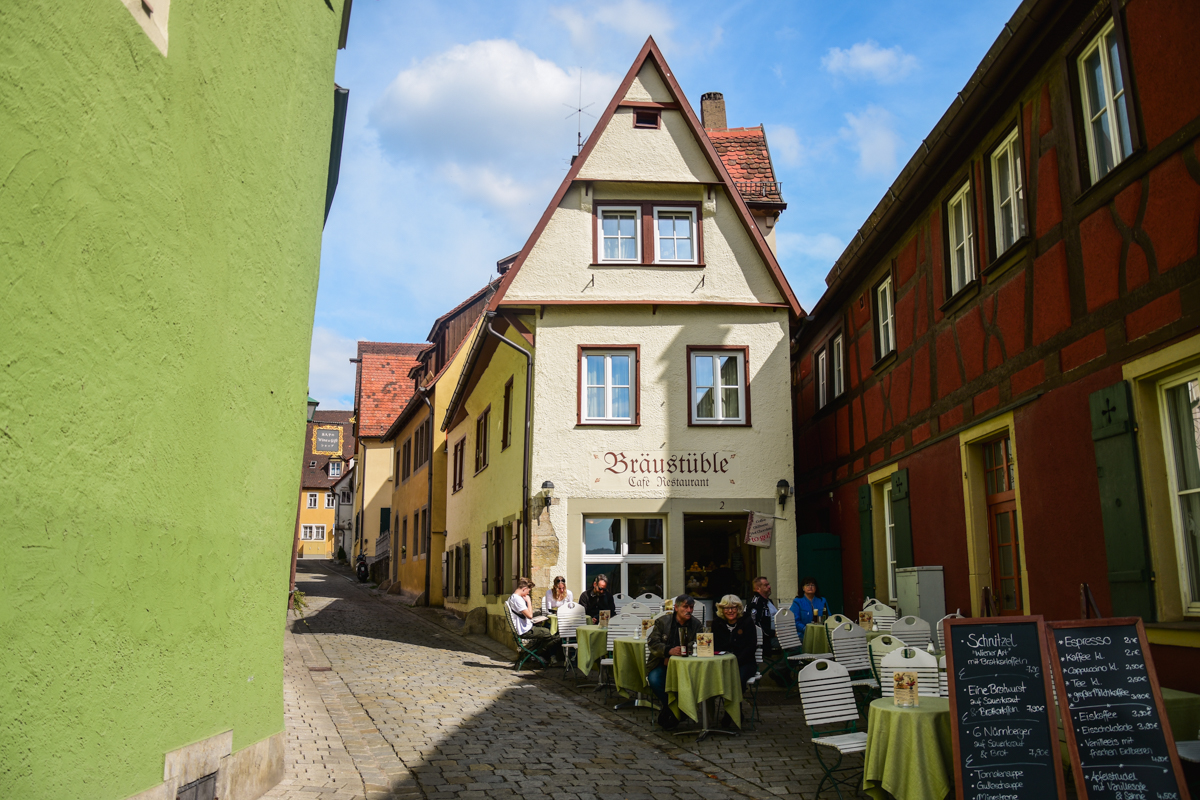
[984,436,1023,615]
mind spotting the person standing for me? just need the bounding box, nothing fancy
[747,576,778,651]
[646,594,703,730]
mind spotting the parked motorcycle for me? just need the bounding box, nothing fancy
[355,554,369,582]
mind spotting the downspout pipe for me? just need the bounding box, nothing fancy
[485,312,533,580]
[417,385,434,607]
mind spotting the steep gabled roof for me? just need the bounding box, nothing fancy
[708,126,785,206]
[487,36,802,318]
[353,341,425,438]
[425,277,501,342]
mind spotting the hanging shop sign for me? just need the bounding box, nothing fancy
[313,426,343,456]
[744,512,774,548]
[589,450,740,491]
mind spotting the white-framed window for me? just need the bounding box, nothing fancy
[1078,19,1133,184]
[307,492,318,509]
[598,207,640,263]
[301,524,326,541]
[653,207,697,264]
[875,276,896,358]
[583,516,666,598]
[325,493,335,509]
[832,335,844,397]
[947,182,976,295]
[817,350,828,409]
[329,461,342,478]
[582,350,635,424]
[883,484,897,603]
[690,349,746,424]
[1159,369,1200,615]
[990,128,1027,255]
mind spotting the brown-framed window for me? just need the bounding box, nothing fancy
[451,437,465,493]
[816,347,828,409]
[1070,12,1139,188]
[578,346,640,426]
[501,377,513,450]
[474,407,490,474]
[633,108,660,129]
[413,418,429,470]
[400,437,411,481]
[942,177,978,298]
[491,525,505,596]
[593,201,704,266]
[983,124,1029,262]
[686,345,751,426]
[401,515,408,562]
[983,435,1023,615]
[871,273,896,361]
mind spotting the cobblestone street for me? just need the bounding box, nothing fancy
[264,561,861,800]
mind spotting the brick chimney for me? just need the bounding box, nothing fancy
[701,92,726,131]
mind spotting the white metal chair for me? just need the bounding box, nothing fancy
[829,622,879,690]
[635,593,663,615]
[797,659,868,798]
[938,654,948,698]
[890,615,932,650]
[880,647,940,697]
[597,612,642,695]
[936,611,964,652]
[863,598,896,631]
[621,601,653,620]
[555,601,586,678]
[824,613,852,636]
[1177,726,1200,763]
[612,592,631,613]
[868,634,905,686]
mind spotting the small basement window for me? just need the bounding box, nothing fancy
[633,109,660,129]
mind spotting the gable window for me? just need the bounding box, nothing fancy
[817,350,828,409]
[452,437,465,492]
[307,493,318,509]
[873,275,896,360]
[329,461,342,478]
[580,348,637,425]
[1078,19,1133,184]
[689,347,748,425]
[654,208,696,264]
[598,208,639,263]
[946,182,976,295]
[989,128,1027,256]
[325,493,336,509]
[633,109,660,129]
[501,378,513,449]
[832,334,844,397]
[475,408,490,474]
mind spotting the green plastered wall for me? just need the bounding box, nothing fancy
[0,3,344,798]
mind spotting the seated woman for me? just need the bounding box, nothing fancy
[541,576,572,612]
[713,594,757,688]
[789,576,830,638]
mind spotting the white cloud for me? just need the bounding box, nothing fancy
[551,0,676,52]
[841,106,901,176]
[308,327,358,409]
[822,40,918,83]
[777,231,846,263]
[765,124,804,168]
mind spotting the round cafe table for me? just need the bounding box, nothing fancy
[612,638,649,696]
[665,653,743,740]
[574,625,609,676]
[862,696,953,800]
[804,623,831,655]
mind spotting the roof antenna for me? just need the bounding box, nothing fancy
[563,69,595,156]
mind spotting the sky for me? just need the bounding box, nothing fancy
[309,0,1021,409]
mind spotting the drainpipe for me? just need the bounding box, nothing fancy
[485,312,533,579]
[417,384,434,607]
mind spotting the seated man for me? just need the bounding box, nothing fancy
[646,594,703,730]
[506,577,555,662]
[579,574,616,622]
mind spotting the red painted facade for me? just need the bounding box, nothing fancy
[792,0,1200,692]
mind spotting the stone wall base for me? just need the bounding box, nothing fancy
[126,729,284,800]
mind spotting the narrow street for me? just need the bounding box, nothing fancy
[264,561,844,800]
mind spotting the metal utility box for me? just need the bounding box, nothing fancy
[895,566,945,629]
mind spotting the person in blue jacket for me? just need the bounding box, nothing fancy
[789,576,829,637]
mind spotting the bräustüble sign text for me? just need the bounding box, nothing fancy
[589,451,739,490]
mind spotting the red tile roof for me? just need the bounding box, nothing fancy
[354,342,425,438]
[706,126,784,204]
[301,411,356,490]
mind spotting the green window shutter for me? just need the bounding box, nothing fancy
[1089,381,1156,620]
[480,537,488,596]
[441,552,448,596]
[891,470,914,569]
[464,545,471,599]
[859,485,875,598]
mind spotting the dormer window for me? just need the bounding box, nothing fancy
[329,461,342,478]
[633,109,660,129]
[599,208,640,262]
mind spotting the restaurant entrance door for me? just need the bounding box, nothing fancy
[682,514,756,615]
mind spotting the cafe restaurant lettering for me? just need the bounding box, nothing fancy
[590,450,741,490]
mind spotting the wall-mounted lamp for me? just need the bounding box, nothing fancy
[541,480,555,509]
[307,395,319,423]
[777,479,792,509]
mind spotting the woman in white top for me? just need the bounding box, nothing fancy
[542,576,573,612]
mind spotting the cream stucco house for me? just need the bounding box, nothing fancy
[441,38,804,642]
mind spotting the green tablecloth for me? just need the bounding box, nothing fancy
[575,625,608,676]
[613,637,648,697]
[1163,687,1200,740]
[804,623,831,655]
[863,697,953,800]
[665,653,742,728]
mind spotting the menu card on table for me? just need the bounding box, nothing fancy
[859,611,874,629]
[695,632,714,658]
[640,618,654,638]
[598,610,610,628]
[1048,618,1189,800]
[945,616,1065,800]
[892,671,919,707]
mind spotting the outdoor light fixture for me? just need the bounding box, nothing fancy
[777,479,792,509]
[541,480,555,509]
[306,395,319,422]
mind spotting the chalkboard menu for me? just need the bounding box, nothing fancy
[1048,618,1189,800]
[945,616,1065,800]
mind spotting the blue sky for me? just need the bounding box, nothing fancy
[310,0,1020,408]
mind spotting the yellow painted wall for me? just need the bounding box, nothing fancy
[354,438,394,559]
[297,490,336,558]
[389,407,439,604]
